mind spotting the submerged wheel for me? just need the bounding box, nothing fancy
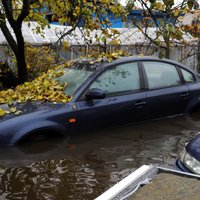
[18,130,63,145]
[28,133,48,142]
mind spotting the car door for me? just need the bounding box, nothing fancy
[143,61,190,119]
[76,62,147,129]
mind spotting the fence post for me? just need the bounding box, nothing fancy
[70,46,73,60]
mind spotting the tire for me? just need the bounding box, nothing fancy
[18,130,62,145]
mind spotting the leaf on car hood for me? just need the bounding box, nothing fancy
[0,64,72,117]
[0,108,5,117]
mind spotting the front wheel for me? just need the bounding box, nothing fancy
[18,130,63,145]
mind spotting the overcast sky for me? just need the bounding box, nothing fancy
[119,0,127,6]
[119,0,200,6]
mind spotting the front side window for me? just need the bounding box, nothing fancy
[180,68,195,83]
[143,61,181,89]
[89,62,140,95]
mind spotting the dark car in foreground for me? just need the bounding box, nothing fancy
[176,133,200,174]
[1,56,200,145]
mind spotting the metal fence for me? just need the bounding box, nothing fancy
[59,43,199,71]
[0,43,199,72]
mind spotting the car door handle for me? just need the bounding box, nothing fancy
[134,101,146,107]
[180,92,189,97]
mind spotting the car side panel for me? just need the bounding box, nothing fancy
[76,92,147,129]
[145,85,190,119]
[0,104,77,145]
[184,82,200,112]
[10,121,67,144]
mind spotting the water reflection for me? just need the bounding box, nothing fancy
[0,114,200,199]
[0,159,108,200]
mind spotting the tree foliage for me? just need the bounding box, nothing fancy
[126,0,199,58]
[0,0,125,85]
[25,45,57,80]
[181,9,200,71]
[182,11,200,38]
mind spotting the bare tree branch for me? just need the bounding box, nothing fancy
[179,50,200,62]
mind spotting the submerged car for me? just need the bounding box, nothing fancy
[1,56,200,145]
[176,133,200,174]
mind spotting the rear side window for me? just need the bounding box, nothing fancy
[89,62,140,95]
[180,68,195,83]
[143,61,181,89]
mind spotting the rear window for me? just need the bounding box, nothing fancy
[180,68,195,83]
[143,61,181,89]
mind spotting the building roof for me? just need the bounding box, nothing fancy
[0,21,197,45]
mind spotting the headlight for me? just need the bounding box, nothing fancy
[181,150,200,174]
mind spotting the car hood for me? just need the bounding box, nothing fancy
[186,134,200,160]
[0,101,69,122]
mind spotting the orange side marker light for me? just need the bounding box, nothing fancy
[69,118,76,123]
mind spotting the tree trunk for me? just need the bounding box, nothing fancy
[198,40,200,73]
[0,0,30,84]
[165,48,170,59]
[0,21,28,84]
[16,52,28,84]
[14,26,28,84]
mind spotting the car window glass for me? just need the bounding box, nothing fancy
[180,68,195,83]
[57,68,93,96]
[143,61,181,89]
[89,62,140,95]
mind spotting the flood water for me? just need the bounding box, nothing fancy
[0,113,200,200]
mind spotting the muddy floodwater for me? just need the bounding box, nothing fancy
[0,113,200,199]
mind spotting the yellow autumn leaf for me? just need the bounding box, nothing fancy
[155,2,165,10]
[37,95,44,100]
[63,41,70,51]
[0,98,4,104]
[15,110,22,115]
[10,107,17,113]
[174,8,179,17]
[54,70,64,77]
[0,108,6,117]
[111,29,120,35]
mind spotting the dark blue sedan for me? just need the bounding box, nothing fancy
[176,133,200,174]
[1,56,200,145]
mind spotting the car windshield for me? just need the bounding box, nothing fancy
[56,67,93,96]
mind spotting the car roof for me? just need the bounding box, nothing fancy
[104,55,197,74]
[107,56,184,67]
[71,55,194,74]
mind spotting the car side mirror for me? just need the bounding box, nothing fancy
[85,88,106,100]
